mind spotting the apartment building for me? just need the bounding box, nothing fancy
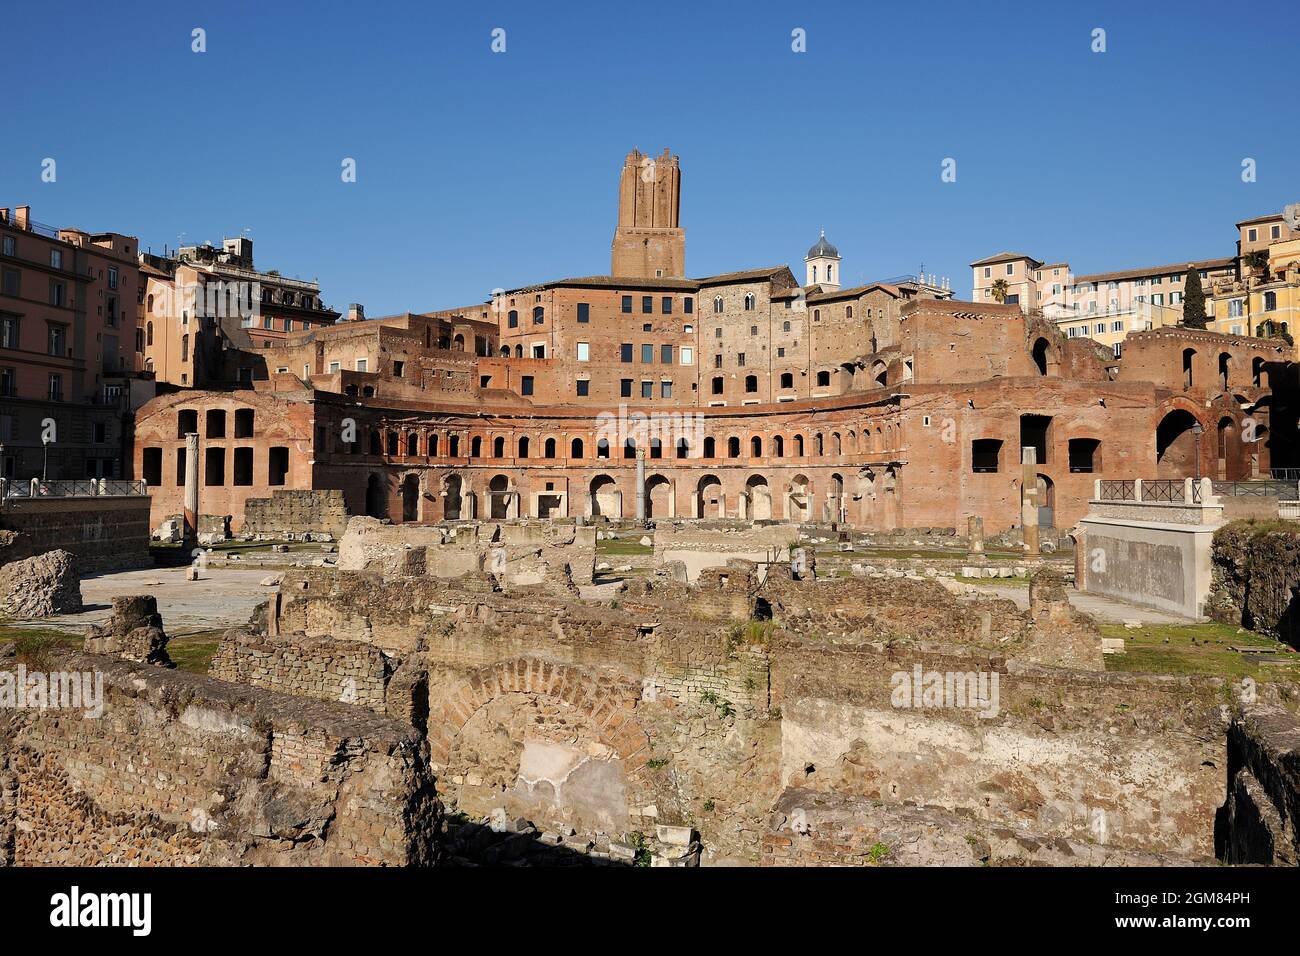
[0,205,145,479]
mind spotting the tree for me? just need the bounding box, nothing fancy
[990,278,1009,304]
[1181,265,1207,329]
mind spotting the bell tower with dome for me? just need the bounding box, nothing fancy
[804,230,841,289]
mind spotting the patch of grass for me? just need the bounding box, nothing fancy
[956,575,1030,587]
[595,538,653,557]
[1101,621,1300,681]
[166,629,224,674]
[0,625,80,668]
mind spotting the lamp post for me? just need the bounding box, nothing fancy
[1191,421,1203,483]
[41,435,50,481]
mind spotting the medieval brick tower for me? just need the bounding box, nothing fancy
[610,148,685,279]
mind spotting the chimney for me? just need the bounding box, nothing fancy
[14,206,30,230]
[347,303,365,322]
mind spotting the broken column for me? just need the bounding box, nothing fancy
[967,515,985,558]
[84,594,173,667]
[1021,448,1040,560]
[183,431,200,547]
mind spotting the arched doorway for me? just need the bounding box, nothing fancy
[443,474,464,520]
[489,474,512,519]
[746,475,772,520]
[400,474,420,522]
[1217,416,1237,480]
[787,475,811,522]
[827,473,845,522]
[645,475,672,518]
[1035,474,1055,528]
[696,475,723,518]
[1156,409,1201,477]
[1031,338,1055,376]
[590,475,619,518]
[365,473,387,519]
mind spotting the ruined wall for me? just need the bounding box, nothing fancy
[772,636,1226,858]
[1220,705,1300,865]
[1210,522,1300,647]
[0,496,150,571]
[243,489,349,540]
[653,522,796,581]
[1,648,443,866]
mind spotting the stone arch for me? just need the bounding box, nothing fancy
[1031,337,1057,376]
[645,474,673,518]
[787,474,812,522]
[365,473,387,519]
[400,473,420,522]
[1156,405,1204,477]
[590,474,620,517]
[745,474,772,520]
[488,473,513,519]
[428,659,651,776]
[442,473,465,520]
[696,474,723,518]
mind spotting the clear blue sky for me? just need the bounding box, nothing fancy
[6,0,1297,315]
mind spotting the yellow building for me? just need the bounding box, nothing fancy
[1208,235,1300,341]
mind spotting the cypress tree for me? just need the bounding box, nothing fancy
[1181,265,1207,329]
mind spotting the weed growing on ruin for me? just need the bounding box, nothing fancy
[703,799,715,812]
[646,757,669,770]
[700,690,735,718]
[867,842,890,864]
[626,830,652,866]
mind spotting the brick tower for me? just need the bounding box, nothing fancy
[610,148,685,279]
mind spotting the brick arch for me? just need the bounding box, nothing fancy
[428,657,651,775]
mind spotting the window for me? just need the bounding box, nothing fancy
[50,249,63,269]
[356,358,368,372]
[0,316,17,349]
[520,375,534,396]
[684,297,693,314]
[108,266,118,290]
[204,447,225,486]
[576,379,589,397]
[713,296,723,314]
[750,326,758,336]
[744,293,755,311]
[711,376,724,395]
[680,346,693,365]
[1265,291,1277,312]
[328,361,340,373]
[621,295,632,313]
[268,447,289,485]
[533,306,544,324]
[714,327,722,339]
[532,344,545,359]
[620,343,633,362]
[642,295,653,314]
[661,380,672,398]
[1248,228,1258,242]
[971,438,1002,473]
[620,378,632,397]
[0,367,14,397]
[49,280,65,307]
[1068,438,1100,473]
[577,302,589,323]
[233,447,254,486]
[393,360,405,377]
[777,347,785,358]
[47,373,62,401]
[47,323,66,356]
[234,409,255,438]
[1006,264,1013,276]
[714,354,722,369]
[984,267,991,278]
[1,236,13,256]
[744,375,757,393]
[577,342,590,361]
[661,344,673,364]
[508,310,518,328]
[1229,299,1244,318]
[816,370,830,388]
[737,352,746,367]
[662,296,673,314]
[782,320,790,332]
[641,380,652,399]
[1271,225,1281,240]
[780,372,793,389]
[641,343,654,364]
[1,268,17,296]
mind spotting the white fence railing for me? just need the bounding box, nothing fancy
[0,478,148,500]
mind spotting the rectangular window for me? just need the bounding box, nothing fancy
[47,323,66,355]
[621,295,632,313]
[0,367,14,397]
[1,236,13,256]
[661,380,672,399]
[620,378,632,397]
[49,280,65,307]
[576,342,590,361]
[620,343,633,362]
[641,380,653,399]
[1,268,17,296]
[577,302,590,323]
[48,372,62,401]
[684,297,693,314]
[662,296,673,314]
[393,360,405,377]
[681,347,693,365]
[0,317,17,349]
[576,379,590,397]
[642,295,653,314]
[328,361,340,373]
[661,344,673,364]
[108,266,118,289]
[356,358,368,372]
[737,352,746,367]
[520,375,534,396]
[50,249,63,269]
[641,343,654,364]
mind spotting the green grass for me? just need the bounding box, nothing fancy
[1101,621,1300,681]
[956,575,1030,587]
[595,538,653,557]
[822,547,1032,562]
[0,622,221,674]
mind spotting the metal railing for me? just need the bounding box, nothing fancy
[1097,478,1209,504]
[0,478,147,500]
[1271,468,1300,481]
[1141,479,1187,503]
[1212,480,1300,498]
[1098,480,1137,501]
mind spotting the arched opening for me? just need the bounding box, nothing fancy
[368,430,382,455]
[675,438,689,459]
[788,475,811,522]
[774,435,785,458]
[489,474,512,519]
[401,474,420,522]
[794,434,805,457]
[814,433,824,456]
[493,436,505,458]
[597,439,610,459]
[872,361,888,388]
[649,438,662,459]
[471,435,482,458]
[544,437,557,459]
[448,434,460,457]
[1217,416,1238,480]
[645,475,672,518]
[728,436,741,458]
[571,437,584,459]
[1031,338,1053,376]
[623,438,637,460]
[827,473,844,522]
[1156,409,1201,477]
[703,436,716,458]
[751,436,762,457]
[696,475,723,519]
[1035,474,1055,528]
[590,475,619,517]
[1182,348,1196,389]
[1252,357,1266,388]
[406,433,417,457]
[518,436,530,459]
[1218,353,1232,390]
[746,475,772,520]
[365,473,387,519]
[443,474,464,520]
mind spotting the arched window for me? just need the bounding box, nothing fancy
[713,296,724,314]
[795,434,805,457]
[774,435,784,457]
[518,436,529,458]
[544,437,556,458]
[533,306,544,324]
[448,435,460,457]
[751,436,762,457]
[470,436,482,458]
[623,438,637,459]
[744,293,755,311]
[493,436,505,457]
[846,305,853,318]
[728,436,740,458]
[816,370,831,387]
[704,436,716,458]
[406,433,417,456]
[429,434,439,457]
[813,309,820,321]
[676,438,689,459]
[571,437,584,459]
[597,439,610,459]
[507,309,518,328]
[650,438,662,459]
[146,321,154,346]
[780,372,793,389]
[147,294,154,313]
[745,375,758,393]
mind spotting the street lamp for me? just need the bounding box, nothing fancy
[41,434,50,482]
[1191,421,1203,483]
